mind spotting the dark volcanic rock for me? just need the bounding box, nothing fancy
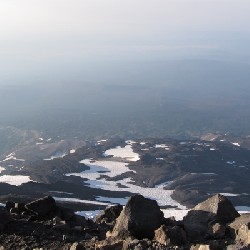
[183,194,240,241]
[94,204,123,225]
[183,210,216,241]
[111,195,164,240]
[193,194,240,224]
[154,225,187,246]
[0,208,11,231]
[25,196,57,218]
[229,213,250,246]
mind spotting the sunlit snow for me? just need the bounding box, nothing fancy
[104,145,140,162]
[96,196,128,205]
[232,142,240,147]
[67,159,186,209]
[44,152,67,160]
[76,210,102,219]
[0,175,31,186]
[0,166,5,173]
[236,206,250,214]
[53,197,110,206]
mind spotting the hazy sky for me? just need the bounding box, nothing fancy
[0,0,250,85]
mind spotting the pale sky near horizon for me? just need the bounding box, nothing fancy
[1,0,250,39]
[0,0,250,85]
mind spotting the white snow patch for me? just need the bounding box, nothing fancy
[0,166,5,173]
[97,139,107,143]
[180,142,187,145]
[200,173,217,175]
[68,159,134,178]
[210,148,216,151]
[141,148,149,151]
[125,140,136,145]
[156,158,164,160]
[76,210,102,219]
[44,152,67,160]
[155,144,169,149]
[0,203,5,207]
[227,161,236,165]
[53,197,110,206]
[140,142,147,145]
[67,159,185,209]
[220,193,239,197]
[0,175,31,186]
[220,139,225,142]
[48,191,74,195]
[236,206,250,214]
[96,196,128,205]
[162,209,189,221]
[70,149,76,154]
[38,138,44,141]
[47,138,52,142]
[36,142,44,145]
[3,153,25,162]
[104,145,140,162]
[232,142,240,147]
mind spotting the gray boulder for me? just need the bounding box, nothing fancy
[25,196,57,217]
[193,194,239,224]
[0,208,11,231]
[111,195,164,239]
[154,225,187,246]
[229,213,250,246]
[183,210,216,241]
[95,204,123,225]
[184,194,239,242]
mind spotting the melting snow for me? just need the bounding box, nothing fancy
[155,144,170,150]
[3,153,25,162]
[236,206,250,214]
[68,159,134,178]
[104,145,140,162]
[66,159,186,209]
[44,152,67,160]
[96,196,128,205]
[53,197,110,206]
[220,193,239,197]
[0,175,31,186]
[76,210,102,219]
[49,191,74,195]
[125,140,136,145]
[162,209,189,221]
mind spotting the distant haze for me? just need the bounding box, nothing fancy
[0,0,250,85]
[1,1,250,139]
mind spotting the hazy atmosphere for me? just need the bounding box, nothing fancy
[1,1,250,138]
[1,0,250,84]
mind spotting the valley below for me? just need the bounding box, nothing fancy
[0,129,250,219]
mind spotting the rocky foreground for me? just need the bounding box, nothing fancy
[0,194,249,250]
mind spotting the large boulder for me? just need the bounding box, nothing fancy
[193,194,239,224]
[229,213,250,246]
[154,225,187,246]
[25,196,57,217]
[95,204,123,225]
[0,208,11,231]
[111,195,164,239]
[183,194,239,241]
[183,210,216,241]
